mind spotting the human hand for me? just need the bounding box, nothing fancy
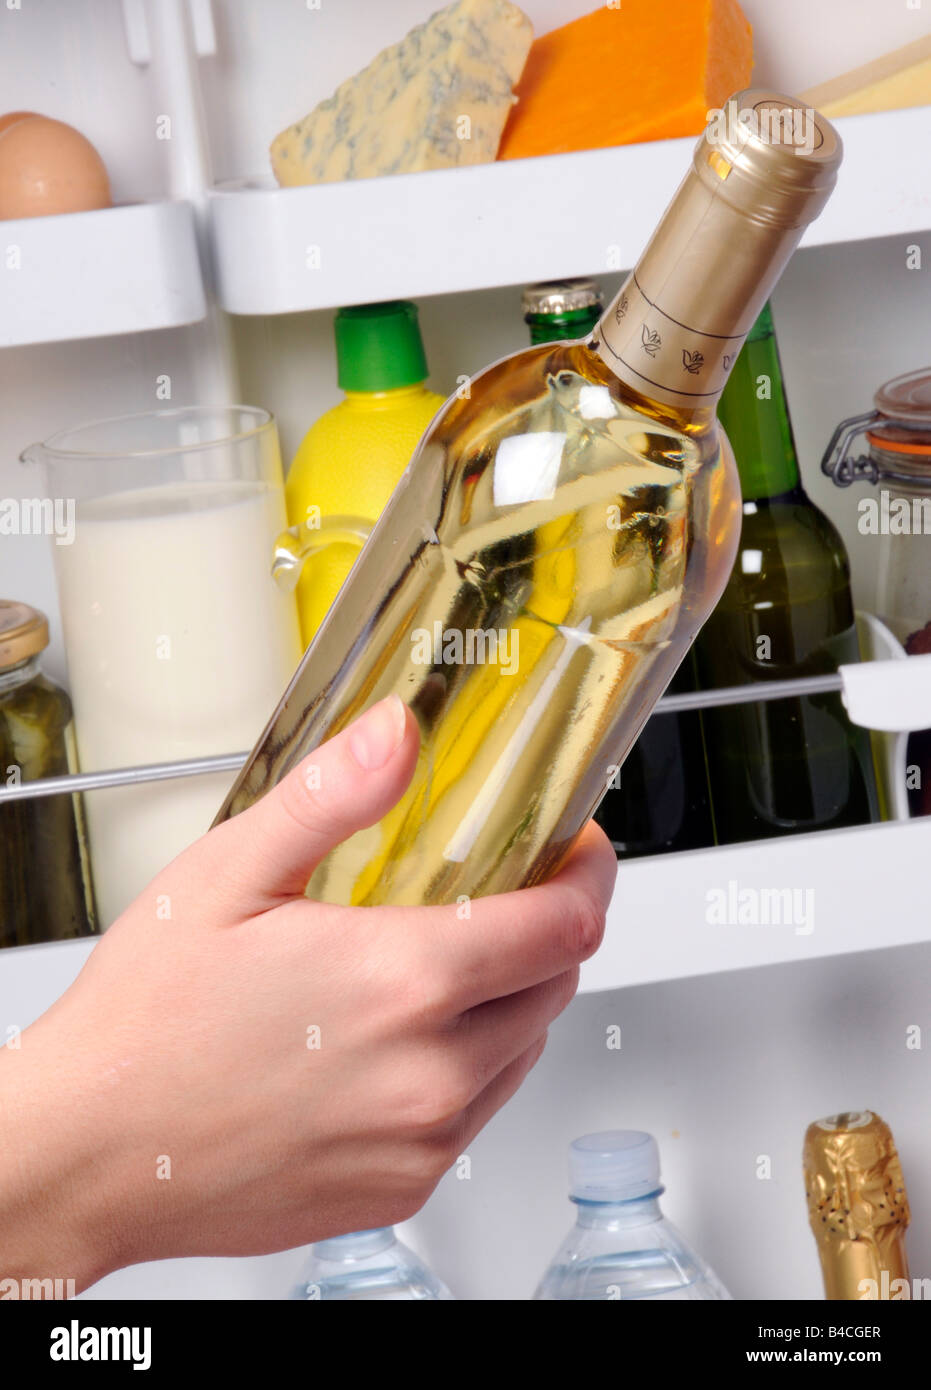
[0,695,616,1291]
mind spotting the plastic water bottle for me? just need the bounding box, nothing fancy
[534,1131,731,1301]
[289,1228,453,1301]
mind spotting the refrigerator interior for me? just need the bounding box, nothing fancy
[0,0,929,1299]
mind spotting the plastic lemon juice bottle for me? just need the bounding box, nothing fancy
[286,301,444,646]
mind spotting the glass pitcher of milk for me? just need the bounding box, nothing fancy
[22,406,302,928]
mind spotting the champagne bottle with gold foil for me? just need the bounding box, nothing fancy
[216,92,842,908]
[803,1111,911,1301]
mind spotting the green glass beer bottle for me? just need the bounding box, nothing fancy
[523,280,714,859]
[694,303,879,843]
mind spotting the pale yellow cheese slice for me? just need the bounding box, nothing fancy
[271,0,533,187]
[801,34,931,117]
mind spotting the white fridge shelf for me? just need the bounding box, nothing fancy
[3,815,929,1017]
[0,200,207,348]
[207,105,931,316]
[582,815,931,994]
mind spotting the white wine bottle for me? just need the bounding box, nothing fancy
[216,91,842,907]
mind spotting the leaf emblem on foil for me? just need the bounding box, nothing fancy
[641,323,661,357]
[682,348,705,375]
[615,294,629,323]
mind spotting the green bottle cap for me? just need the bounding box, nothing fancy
[334,301,429,392]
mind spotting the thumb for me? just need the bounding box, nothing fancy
[183,695,419,913]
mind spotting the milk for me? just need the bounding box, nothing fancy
[55,479,302,926]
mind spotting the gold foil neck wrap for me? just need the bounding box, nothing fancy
[803,1111,911,1300]
[599,276,745,407]
[597,89,841,412]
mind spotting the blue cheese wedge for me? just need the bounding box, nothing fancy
[270,0,533,186]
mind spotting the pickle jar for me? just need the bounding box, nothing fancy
[822,368,931,815]
[0,601,96,947]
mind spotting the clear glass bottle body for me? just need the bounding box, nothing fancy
[525,291,715,861]
[244,341,739,906]
[873,468,931,649]
[289,1228,453,1301]
[870,451,931,817]
[534,1195,731,1302]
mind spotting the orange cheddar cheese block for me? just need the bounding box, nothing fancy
[497,0,753,160]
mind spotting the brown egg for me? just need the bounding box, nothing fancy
[0,115,111,220]
[0,111,37,136]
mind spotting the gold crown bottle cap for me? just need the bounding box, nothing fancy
[522,279,604,317]
[803,1111,910,1299]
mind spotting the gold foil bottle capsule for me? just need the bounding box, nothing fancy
[803,1111,911,1300]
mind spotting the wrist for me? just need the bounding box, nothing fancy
[0,1015,131,1294]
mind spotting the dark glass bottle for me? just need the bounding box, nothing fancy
[0,601,96,947]
[596,655,715,857]
[694,304,880,844]
[523,280,715,859]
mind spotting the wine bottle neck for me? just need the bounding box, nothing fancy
[594,272,743,434]
[717,302,801,500]
[592,184,802,430]
[591,95,841,432]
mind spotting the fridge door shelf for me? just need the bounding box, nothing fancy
[585,814,931,993]
[0,200,206,348]
[1,645,926,803]
[207,105,931,317]
[4,813,929,994]
[3,647,928,979]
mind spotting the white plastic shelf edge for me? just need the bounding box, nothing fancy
[0,201,207,348]
[208,105,931,315]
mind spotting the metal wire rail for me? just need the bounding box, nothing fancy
[0,673,846,803]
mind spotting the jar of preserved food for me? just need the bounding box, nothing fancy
[0,601,96,947]
[822,368,931,815]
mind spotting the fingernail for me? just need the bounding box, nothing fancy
[348,695,408,771]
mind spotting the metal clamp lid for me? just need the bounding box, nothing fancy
[822,367,931,487]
